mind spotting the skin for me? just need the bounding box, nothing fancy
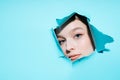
[57,19,94,62]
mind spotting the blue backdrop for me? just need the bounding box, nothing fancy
[0,0,120,80]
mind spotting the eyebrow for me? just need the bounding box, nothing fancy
[57,35,65,39]
[56,27,84,38]
[71,27,84,32]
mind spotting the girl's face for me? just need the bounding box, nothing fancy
[57,19,94,62]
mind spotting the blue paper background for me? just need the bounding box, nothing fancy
[0,0,120,80]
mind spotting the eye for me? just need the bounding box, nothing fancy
[59,40,66,45]
[74,34,82,39]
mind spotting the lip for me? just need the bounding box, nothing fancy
[68,54,81,61]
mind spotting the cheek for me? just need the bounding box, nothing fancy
[77,35,93,50]
[60,45,66,54]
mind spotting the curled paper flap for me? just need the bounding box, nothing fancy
[89,24,114,53]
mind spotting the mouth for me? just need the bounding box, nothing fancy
[68,54,81,61]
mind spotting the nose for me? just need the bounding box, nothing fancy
[66,39,76,54]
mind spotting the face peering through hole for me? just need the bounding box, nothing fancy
[55,14,95,62]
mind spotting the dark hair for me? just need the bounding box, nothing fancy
[54,13,95,50]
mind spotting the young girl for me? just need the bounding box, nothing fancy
[54,13,95,62]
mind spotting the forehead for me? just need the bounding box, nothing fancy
[58,19,87,35]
